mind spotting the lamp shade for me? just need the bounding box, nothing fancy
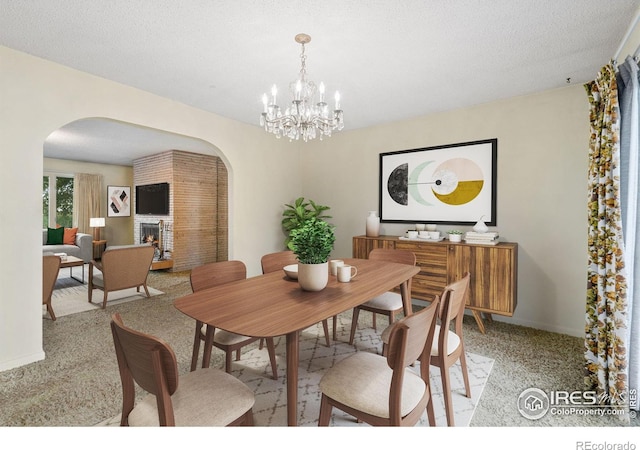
[90,217,105,227]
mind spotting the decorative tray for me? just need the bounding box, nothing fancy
[399,236,445,242]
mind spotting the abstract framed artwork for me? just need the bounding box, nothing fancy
[379,139,497,225]
[107,185,131,217]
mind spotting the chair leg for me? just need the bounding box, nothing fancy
[348,308,360,345]
[426,395,436,426]
[225,350,233,373]
[372,312,377,331]
[332,315,338,341]
[259,338,264,350]
[190,321,203,372]
[265,338,278,380]
[322,319,330,347]
[440,364,455,426]
[459,349,472,398]
[102,291,108,309]
[142,284,150,297]
[47,304,57,321]
[235,349,241,361]
[318,394,332,426]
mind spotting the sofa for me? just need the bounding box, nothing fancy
[42,228,93,263]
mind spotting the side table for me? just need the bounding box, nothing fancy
[93,239,107,260]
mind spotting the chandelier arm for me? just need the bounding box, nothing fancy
[259,33,343,141]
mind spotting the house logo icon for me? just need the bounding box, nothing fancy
[517,388,550,420]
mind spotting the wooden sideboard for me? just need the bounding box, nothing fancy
[352,235,518,333]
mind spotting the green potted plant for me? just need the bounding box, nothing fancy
[282,197,332,250]
[290,218,336,291]
[447,229,463,242]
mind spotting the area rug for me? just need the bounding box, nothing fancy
[98,316,493,427]
[45,270,163,319]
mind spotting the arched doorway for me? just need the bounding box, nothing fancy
[44,117,230,270]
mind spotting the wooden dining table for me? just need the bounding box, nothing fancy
[173,257,419,426]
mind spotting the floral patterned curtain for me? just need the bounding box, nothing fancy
[584,62,629,407]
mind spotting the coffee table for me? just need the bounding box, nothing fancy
[59,255,85,283]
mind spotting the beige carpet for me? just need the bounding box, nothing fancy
[45,268,163,319]
[97,317,493,427]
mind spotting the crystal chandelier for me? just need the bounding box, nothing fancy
[260,34,344,142]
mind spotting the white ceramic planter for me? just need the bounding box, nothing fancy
[298,262,329,291]
[448,233,462,242]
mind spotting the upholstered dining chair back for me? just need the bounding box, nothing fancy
[110,312,255,426]
[43,255,61,320]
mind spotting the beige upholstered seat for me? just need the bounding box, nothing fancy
[43,254,61,320]
[110,313,255,426]
[381,272,471,426]
[348,248,416,346]
[190,260,278,379]
[88,244,155,309]
[261,250,335,344]
[318,297,440,427]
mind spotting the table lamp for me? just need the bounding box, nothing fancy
[89,217,105,241]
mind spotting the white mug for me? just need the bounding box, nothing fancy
[407,230,418,239]
[418,230,430,238]
[330,259,344,276]
[428,231,440,240]
[337,264,357,282]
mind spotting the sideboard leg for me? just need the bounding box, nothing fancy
[471,310,486,334]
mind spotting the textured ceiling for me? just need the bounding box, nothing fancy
[1,0,638,164]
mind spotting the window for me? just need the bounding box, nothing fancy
[43,174,74,228]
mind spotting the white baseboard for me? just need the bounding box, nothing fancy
[411,299,582,338]
[0,350,45,372]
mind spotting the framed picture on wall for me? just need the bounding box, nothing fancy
[107,185,131,217]
[379,139,497,225]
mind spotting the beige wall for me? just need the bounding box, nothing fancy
[0,45,301,371]
[43,158,134,245]
[302,84,590,337]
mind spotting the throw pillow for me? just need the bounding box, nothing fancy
[63,227,78,245]
[47,227,64,245]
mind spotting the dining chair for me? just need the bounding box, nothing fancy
[261,250,335,344]
[190,260,278,380]
[381,271,472,426]
[348,248,416,346]
[317,295,440,426]
[43,254,61,320]
[110,312,255,426]
[429,272,472,426]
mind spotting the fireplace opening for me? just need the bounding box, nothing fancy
[140,222,162,260]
